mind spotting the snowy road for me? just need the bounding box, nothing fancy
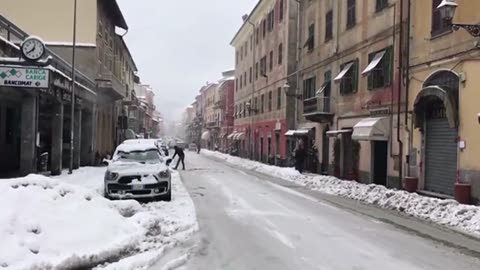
[166,153,480,270]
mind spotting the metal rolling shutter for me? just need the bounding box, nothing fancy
[425,118,457,195]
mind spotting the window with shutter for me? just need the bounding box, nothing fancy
[278,43,283,65]
[269,51,274,71]
[325,10,333,42]
[277,87,282,109]
[305,24,315,51]
[340,59,358,95]
[347,0,356,29]
[279,0,284,22]
[268,91,273,111]
[368,46,393,90]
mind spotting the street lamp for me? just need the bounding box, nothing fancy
[438,0,480,37]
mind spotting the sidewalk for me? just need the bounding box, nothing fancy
[202,150,480,242]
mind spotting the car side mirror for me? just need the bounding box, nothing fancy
[102,158,111,166]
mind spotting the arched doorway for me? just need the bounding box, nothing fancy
[414,71,459,195]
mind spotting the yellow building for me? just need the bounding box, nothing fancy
[2,0,134,159]
[408,0,480,202]
[298,0,407,188]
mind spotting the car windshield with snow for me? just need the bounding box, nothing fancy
[104,142,172,201]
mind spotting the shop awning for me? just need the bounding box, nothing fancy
[352,117,390,141]
[227,133,236,140]
[362,50,386,75]
[285,129,311,136]
[201,131,211,140]
[234,132,246,140]
[334,62,354,82]
[326,129,353,137]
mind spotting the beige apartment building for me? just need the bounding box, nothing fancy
[231,0,298,165]
[2,0,135,160]
[297,0,407,188]
[407,0,480,202]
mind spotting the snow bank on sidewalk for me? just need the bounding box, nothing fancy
[0,168,198,270]
[203,150,480,237]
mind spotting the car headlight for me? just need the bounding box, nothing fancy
[159,170,170,179]
[105,171,119,181]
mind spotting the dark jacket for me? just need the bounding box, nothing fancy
[172,146,185,159]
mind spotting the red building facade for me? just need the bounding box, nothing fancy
[230,0,298,165]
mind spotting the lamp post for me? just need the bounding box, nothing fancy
[68,0,78,174]
[438,0,480,37]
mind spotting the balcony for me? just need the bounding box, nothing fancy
[96,71,126,101]
[303,97,334,123]
[207,121,220,129]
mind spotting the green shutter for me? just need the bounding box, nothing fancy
[368,53,374,90]
[339,63,345,95]
[385,46,393,86]
[353,59,358,93]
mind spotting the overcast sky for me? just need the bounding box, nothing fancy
[117,0,258,121]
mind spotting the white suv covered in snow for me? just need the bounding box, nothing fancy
[104,140,172,201]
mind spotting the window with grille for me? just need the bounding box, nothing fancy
[347,0,356,29]
[339,59,358,95]
[376,0,388,12]
[325,10,333,42]
[431,0,451,36]
[303,77,316,100]
[368,47,393,90]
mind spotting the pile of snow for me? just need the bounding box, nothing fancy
[203,150,480,237]
[0,167,197,269]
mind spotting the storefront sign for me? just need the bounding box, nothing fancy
[0,66,49,88]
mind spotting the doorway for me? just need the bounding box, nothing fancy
[373,141,388,186]
[0,100,21,176]
[260,137,264,163]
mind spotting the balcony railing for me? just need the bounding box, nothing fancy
[303,96,334,123]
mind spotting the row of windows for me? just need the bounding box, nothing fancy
[234,88,283,119]
[236,43,283,91]
[303,46,393,99]
[305,0,389,50]
[236,0,285,66]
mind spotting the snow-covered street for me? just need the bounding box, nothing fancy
[169,152,480,270]
[0,167,197,270]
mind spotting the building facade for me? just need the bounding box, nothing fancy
[0,14,96,177]
[296,0,407,188]
[231,0,298,165]
[218,70,235,152]
[2,0,132,159]
[407,0,480,202]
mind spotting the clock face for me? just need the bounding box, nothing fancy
[21,38,45,61]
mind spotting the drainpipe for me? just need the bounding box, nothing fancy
[405,0,412,177]
[294,0,301,132]
[397,0,404,186]
[247,19,256,160]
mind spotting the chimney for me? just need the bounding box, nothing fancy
[242,14,249,22]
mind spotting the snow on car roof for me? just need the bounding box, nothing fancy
[115,142,158,153]
[123,139,158,145]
